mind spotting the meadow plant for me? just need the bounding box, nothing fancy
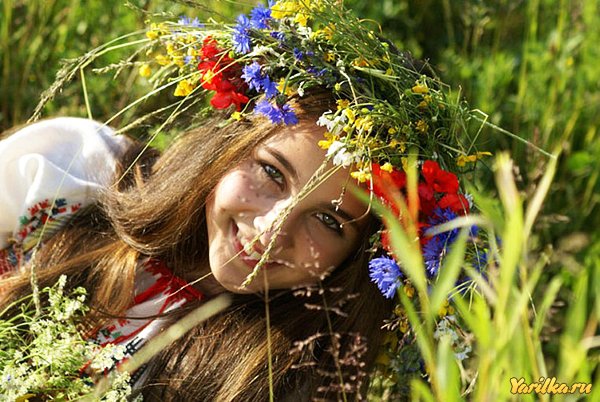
[0,275,134,400]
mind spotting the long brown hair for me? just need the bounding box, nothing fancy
[0,92,393,400]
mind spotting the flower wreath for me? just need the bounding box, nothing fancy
[136,0,491,385]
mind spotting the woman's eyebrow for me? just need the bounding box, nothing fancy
[324,204,361,232]
[265,147,299,183]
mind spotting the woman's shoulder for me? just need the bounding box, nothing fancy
[0,117,130,165]
[0,117,131,270]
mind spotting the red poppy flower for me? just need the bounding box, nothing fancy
[422,160,459,194]
[438,193,470,215]
[418,182,436,216]
[201,37,221,59]
[196,37,249,111]
[371,163,407,201]
[210,90,249,111]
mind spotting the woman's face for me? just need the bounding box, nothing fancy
[205,121,370,293]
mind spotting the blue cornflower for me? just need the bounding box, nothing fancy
[269,31,285,42]
[232,14,252,54]
[241,62,279,98]
[184,55,194,65]
[423,237,445,277]
[241,62,263,91]
[249,3,272,29]
[255,100,298,125]
[261,77,278,99]
[307,67,328,77]
[178,16,203,27]
[369,256,403,299]
[293,48,304,60]
[422,207,459,277]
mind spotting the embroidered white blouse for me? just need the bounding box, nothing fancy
[0,117,203,382]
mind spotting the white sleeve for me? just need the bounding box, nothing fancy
[0,117,131,250]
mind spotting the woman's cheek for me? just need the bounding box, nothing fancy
[216,172,255,209]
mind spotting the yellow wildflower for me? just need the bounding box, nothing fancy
[271,0,301,19]
[343,108,355,123]
[146,30,159,40]
[231,112,242,121]
[294,12,309,26]
[412,83,429,94]
[323,23,335,40]
[166,42,175,55]
[404,283,415,298]
[416,120,428,133]
[277,79,294,96]
[456,151,492,167]
[385,67,394,76]
[318,132,337,149]
[138,64,151,78]
[418,95,433,108]
[388,127,397,135]
[439,300,455,316]
[155,54,170,66]
[334,82,342,92]
[336,99,350,110]
[351,169,372,183]
[389,139,406,153]
[380,162,393,173]
[324,51,336,62]
[172,55,185,68]
[146,23,166,40]
[355,116,373,133]
[352,57,369,67]
[185,34,196,44]
[174,79,195,97]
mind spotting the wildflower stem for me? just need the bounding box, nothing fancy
[263,272,275,402]
[473,114,555,159]
[80,68,93,120]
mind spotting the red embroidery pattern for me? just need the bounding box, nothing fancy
[16,198,82,251]
[90,258,203,382]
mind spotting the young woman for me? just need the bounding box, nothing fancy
[0,92,394,400]
[1,0,480,399]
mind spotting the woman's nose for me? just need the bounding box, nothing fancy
[253,200,293,251]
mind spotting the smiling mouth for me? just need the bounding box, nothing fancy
[231,222,271,269]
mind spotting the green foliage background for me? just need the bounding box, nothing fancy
[1,0,598,399]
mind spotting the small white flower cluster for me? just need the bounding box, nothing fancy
[316,110,346,134]
[91,343,127,371]
[433,315,472,361]
[326,140,358,167]
[48,274,87,321]
[0,275,137,400]
[100,371,139,402]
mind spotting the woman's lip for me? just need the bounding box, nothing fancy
[230,221,275,270]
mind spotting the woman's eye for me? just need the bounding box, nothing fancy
[261,163,285,188]
[315,212,342,234]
